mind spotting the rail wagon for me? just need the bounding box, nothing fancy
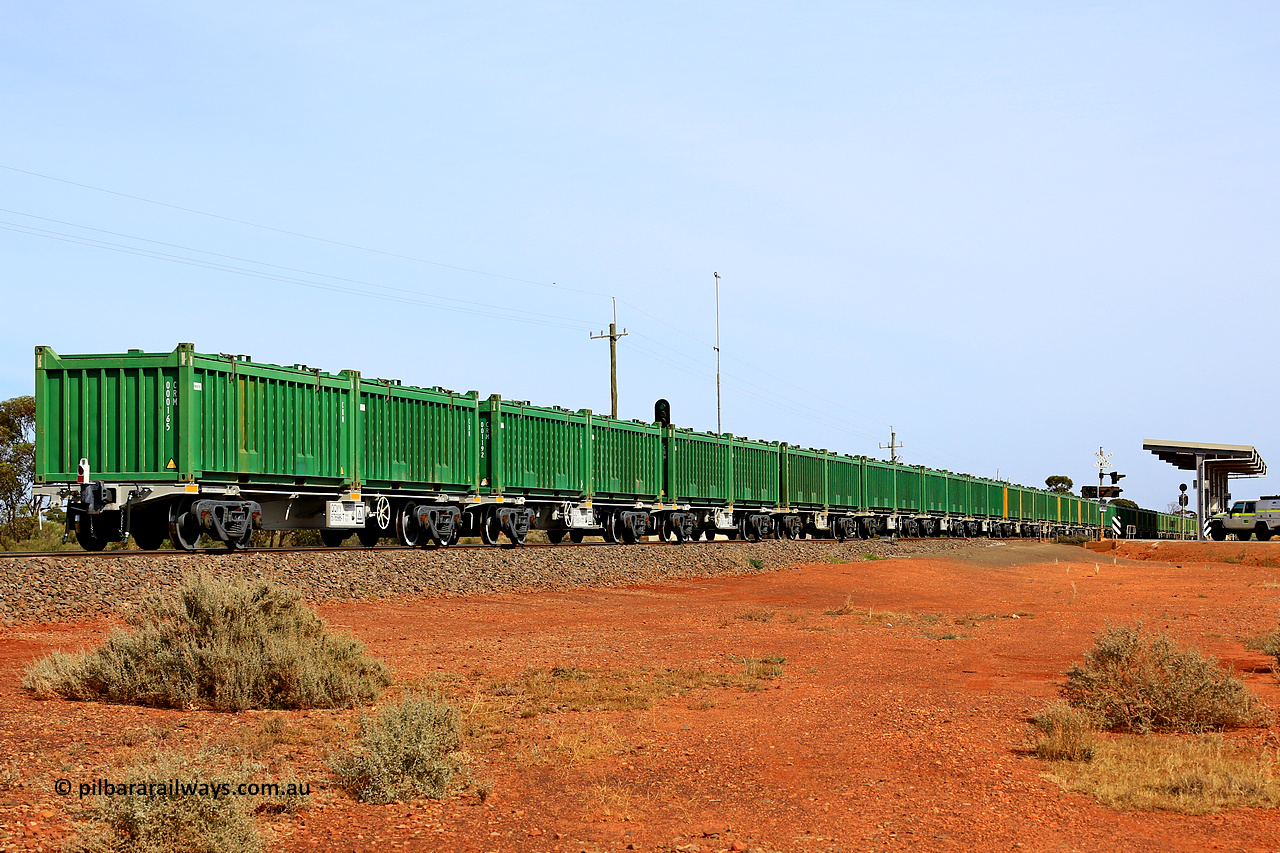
[35,344,1104,550]
[1104,503,1192,539]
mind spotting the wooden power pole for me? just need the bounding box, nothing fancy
[590,298,628,418]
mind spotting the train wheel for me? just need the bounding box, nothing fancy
[320,529,349,547]
[570,530,585,543]
[131,513,166,551]
[75,514,108,552]
[602,513,619,544]
[548,529,565,544]
[168,504,202,552]
[398,504,424,547]
[481,509,501,546]
[357,527,381,547]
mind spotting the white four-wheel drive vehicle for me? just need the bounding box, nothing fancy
[1209,497,1280,541]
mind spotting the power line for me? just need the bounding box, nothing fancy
[0,220,591,331]
[0,163,605,297]
[0,207,596,327]
[0,164,998,475]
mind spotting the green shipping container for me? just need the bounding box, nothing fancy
[36,344,357,488]
[479,396,590,496]
[357,378,479,494]
[592,416,663,501]
[923,469,948,514]
[666,428,731,504]
[864,459,895,510]
[780,445,827,508]
[896,464,921,512]
[664,431,779,506]
[827,454,864,511]
[1032,490,1051,522]
[731,438,780,505]
[946,473,971,516]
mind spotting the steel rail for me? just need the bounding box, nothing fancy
[0,535,1049,559]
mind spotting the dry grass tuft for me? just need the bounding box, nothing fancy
[486,665,753,718]
[68,750,262,853]
[520,724,628,766]
[823,596,858,617]
[737,608,775,623]
[742,655,786,680]
[1061,623,1272,733]
[330,693,462,803]
[24,573,391,711]
[1033,702,1098,761]
[1043,734,1280,814]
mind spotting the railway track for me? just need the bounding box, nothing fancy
[0,535,1046,559]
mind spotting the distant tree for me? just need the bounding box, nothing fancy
[0,396,42,542]
[1045,475,1074,494]
[1109,498,1139,509]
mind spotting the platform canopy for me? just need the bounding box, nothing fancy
[1142,440,1267,477]
[1142,439,1267,539]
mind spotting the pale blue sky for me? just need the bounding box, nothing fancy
[2,2,1276,509]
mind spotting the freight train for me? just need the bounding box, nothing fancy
[33,344,1116,551]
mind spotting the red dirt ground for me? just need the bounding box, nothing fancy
[5,540,1280,852]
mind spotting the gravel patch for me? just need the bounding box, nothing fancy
[0,538,994,625]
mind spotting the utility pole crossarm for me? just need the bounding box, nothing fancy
[879,426,903,464]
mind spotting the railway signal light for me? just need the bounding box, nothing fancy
[1082,485,1122,498]
[1109,471,1126,485]
[654,398,671,427]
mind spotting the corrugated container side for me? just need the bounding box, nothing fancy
[191,355,351,484]
[1032,490,1050,522]
[948,474,970,515]
[358,380,478,492]
[896,465,921,512]
[864,459,895,510]
[782,446,826,508]
[35,346,183,483]
[592,416,663,500]
[827,455,863,510]
[732,439,779,505]
[480,398,589,496]
[666,429,731,503]
[966,479,986,516]
[923,470,947,513]
[988,483,1007,518]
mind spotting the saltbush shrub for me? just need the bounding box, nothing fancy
[330,693,462,803]
[24,573,391,711]
[1061,623,1272,734]
[71,750,260,853]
